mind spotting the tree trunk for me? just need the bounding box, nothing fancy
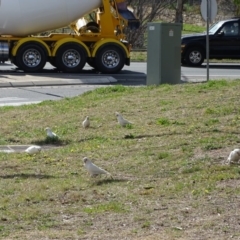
[175,0,183,24]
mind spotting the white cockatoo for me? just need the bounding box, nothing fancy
[115,112,132,127]
[25,145,42,155]
[83,157,112,178]
[45,127,58,138]
[226,149,240,164]
[82,116,90,128]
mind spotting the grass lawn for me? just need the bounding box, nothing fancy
[182,23,205,34]
[1,80,240,239]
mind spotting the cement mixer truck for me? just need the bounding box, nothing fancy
[0,0,139,73]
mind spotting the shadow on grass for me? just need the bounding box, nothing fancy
[6,138,22,144]
[123,133,177,139]
[0,173,56,179]
[78,136,109,143]
[123,128,240,140]
[78,133,180,142]
[32,137,72,146]
[95,178,129,186]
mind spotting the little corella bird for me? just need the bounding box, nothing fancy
[83,157,112,178]
[226,148,240,164]
[115,112,132,127]
[45,127,58,138]
[25,145,42,155]
[82,116,90,128]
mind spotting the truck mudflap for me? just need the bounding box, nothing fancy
[117,2,140,30]
[125,57,130,66]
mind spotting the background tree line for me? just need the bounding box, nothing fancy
[126,0,238,48]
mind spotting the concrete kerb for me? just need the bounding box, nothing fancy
[0,72,218,87]
[0,75,118,88]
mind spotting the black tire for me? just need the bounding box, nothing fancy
[86,22,99,33]
[49,58,57,68]
[87,58,98,70]
[49,58,60,71]
[11,57,18,67]
[16,42,47,72]
[185,47,204,67]
[55,43,87,73]
[95,45,125,74]
[181,59,187,66]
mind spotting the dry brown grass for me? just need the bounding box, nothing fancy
[0,81,240,239]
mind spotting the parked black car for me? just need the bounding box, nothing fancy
[181,17,240,66]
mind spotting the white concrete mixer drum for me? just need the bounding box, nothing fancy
[0,0,101,36]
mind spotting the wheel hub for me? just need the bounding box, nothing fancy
[190,51,201,63]
[106,56,114,61]
[102,50,120,68]
[23,49,41,67]
[62,49,80,68]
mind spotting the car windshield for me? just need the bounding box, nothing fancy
[208,21,224,34]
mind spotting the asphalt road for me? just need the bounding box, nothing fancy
[1,61,240,82]
[0,61,240,106]
[0,62,147,106]
[181,62,240,81]
[0,85,103,106]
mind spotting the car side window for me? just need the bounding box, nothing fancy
[221,22,239,36]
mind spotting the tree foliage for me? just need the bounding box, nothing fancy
[125,0,177,48]
[233,0,240,15]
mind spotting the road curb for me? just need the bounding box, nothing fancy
[0,76,118,88]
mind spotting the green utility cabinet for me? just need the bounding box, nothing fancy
[146,23,181,85]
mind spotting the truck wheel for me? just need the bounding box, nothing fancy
[49,58,58,68]
[87,59,98,70]
[185,47,204,67]
[95,45,125,74]
[56,43,87,73]
[11,58,18,67]
[16,43,47,72]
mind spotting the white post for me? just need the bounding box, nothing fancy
[206,0,210,81]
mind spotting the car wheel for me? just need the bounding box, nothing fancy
[185,47,204,66]
[181,59,187,66]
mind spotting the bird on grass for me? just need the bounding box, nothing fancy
[45,127,58,138]
[25,145,42,155]
[226,148,240,164]
[115,112,132,127]
[83,157,113,178]
[82,116,90,128]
